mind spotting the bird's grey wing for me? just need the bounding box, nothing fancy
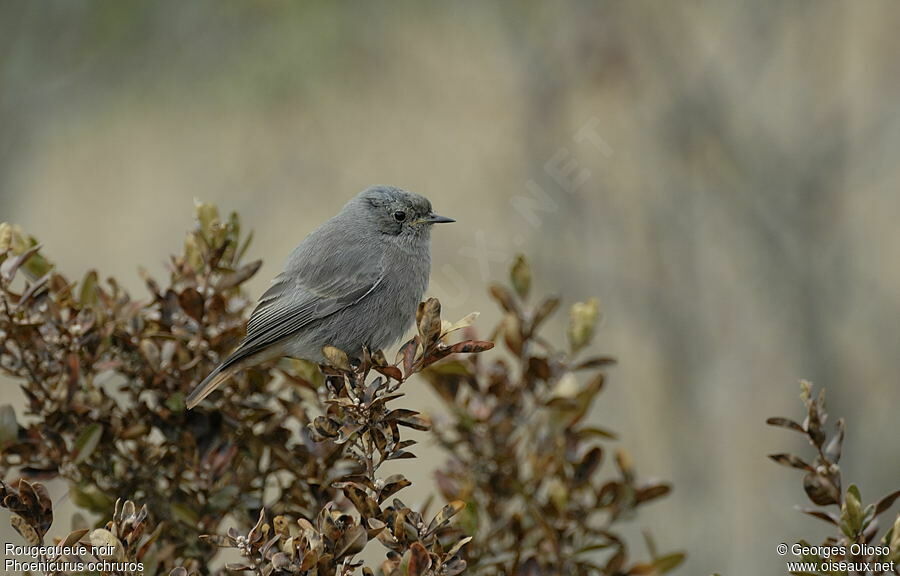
[224,260,385,367]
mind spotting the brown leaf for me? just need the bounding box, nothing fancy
[529,297,559,333]
[635,483,671,504]
[335,423,363,445]
[825,418,845,463]
[397,337,419,377]
[178,287,205,322]
[426,500,465,535]
[407,542,432,576]
[335,524,367,558]
[15,271,51,307]
[489,284,519,315]
[215,259,262,291]
[502,313,523,355]
[447,340,494,355]
[803,472,840,506]
[874,489,900,517]
[574,447,603,485]
[768,453,813,471]
[798,508,839,526]
[528,357,552,381]
[322,346,351,371]
[579,426,619,440]
[572,356,617,370]
[417,298,443,348]
[604,547,625,574]
[389,409,431,432]
[11,513,41,545]
[312,416,340,438]
[766,417,805,433]
[60,528,90,547]
[378,475,412,502]
[375,365,403,382]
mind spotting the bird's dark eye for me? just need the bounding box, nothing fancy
[393,210,407,222]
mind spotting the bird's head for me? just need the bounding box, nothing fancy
[354,186,454,238]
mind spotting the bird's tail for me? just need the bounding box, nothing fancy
[186,363,237,409]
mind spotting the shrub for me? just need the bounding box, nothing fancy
[768,381,900,575]
[0,205,680,575]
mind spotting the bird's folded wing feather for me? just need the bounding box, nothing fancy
[224,258,385,366]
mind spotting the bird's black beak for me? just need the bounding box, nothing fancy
[421,213,455,224]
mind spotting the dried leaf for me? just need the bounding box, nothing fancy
[178,288,205,322]
[322,346,351,371]
[375,364,403,382]
[579,426,619,440]
[530,296,559,333]
[488,284,519,314]
[426,500,465,535]
[825,418,845,463]
[572,355,616,370]
[216,259,262,291]
[379,474,412,502]
[60,528,90,547]
[417,298,443,348]
[446,340,494,354]
[875,489,900,517]
[90,528,124,560]
[574,447,603,485]
[446,535,473,557]
[407,542,432,576]
[803,472,840,506]
[11,513,41,545]
[635,483,671,504]
[768,453,813,471]
[442,312,480,337]
[766,417,805,433]
[335,524,367,558]
[798,508,839,526]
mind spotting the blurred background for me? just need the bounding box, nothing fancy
[2,1,900,574]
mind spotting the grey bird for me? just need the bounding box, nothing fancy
[185,186,454,409]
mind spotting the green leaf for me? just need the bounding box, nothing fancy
[70,484,115,514]
[510,254,531,300]
[0,404,18,446]
[72,424,103,464]
[171,502,199,526]
[841,484,863,538]
[78,270,100,307]
[567,298,600,354]
[207,486,240,511]
[165,392,185,413]
[194,199,220,239]
[653,552,686,573]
